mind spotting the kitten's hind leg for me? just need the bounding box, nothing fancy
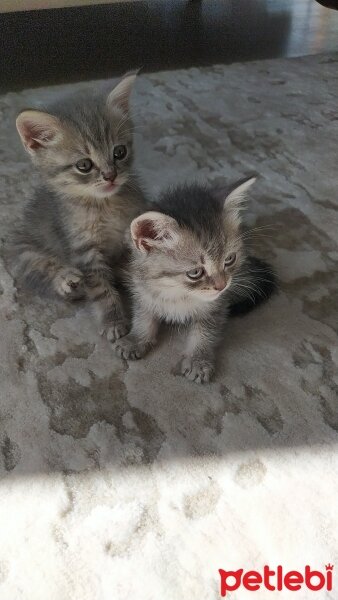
[14,249,85,300]
[113,303,159,360]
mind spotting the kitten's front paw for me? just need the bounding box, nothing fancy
[173,356,214,384]
[54,267,85,300]
[114,335,151,360]
[102,319,129,343]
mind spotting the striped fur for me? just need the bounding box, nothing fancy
[11,74,148,340]
[113,179,277,383]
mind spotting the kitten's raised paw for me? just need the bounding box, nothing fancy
[54,267,85,300]
[114,335,151,360]
[173,356,214,384]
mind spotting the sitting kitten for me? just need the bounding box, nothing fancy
[13,73,147,341]
[114,177,277,383]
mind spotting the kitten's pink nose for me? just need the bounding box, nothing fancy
[213,276,227,291]
[102,170,116,182]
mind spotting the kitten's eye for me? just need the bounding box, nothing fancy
[224,253,237,267]
[186,267,205,280]
[113,145,127,161]
[76,158,93,173]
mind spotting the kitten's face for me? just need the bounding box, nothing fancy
[36,116,133,200]
[16,74,136,200]
[144,227,244,303]
[130,177,255,304]
[169,230,242,302]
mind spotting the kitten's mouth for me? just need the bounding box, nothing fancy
[191,289,222,303]
[200,284,231,301]
[94,180,122,197]
[102,181,118,193]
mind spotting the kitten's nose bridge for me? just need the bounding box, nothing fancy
[101,167,117,182]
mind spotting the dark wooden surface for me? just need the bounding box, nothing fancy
[1,0,338,92]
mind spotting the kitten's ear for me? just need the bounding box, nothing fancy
[16,110,63,155]
[107,72,137,114]
[223,176,256,225]
[131,211,180,254]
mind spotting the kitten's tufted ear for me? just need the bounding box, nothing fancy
[107,72,137,114]
[223,175,256,226]
[16,110,63,155]
[131,211,180,254]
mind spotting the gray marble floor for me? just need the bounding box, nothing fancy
[0,53,337,599]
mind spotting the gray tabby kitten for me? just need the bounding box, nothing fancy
[13,73,146,341]
[114,177,277,383]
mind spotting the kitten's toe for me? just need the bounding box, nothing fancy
[174,356,214,384]
[113,336,150,360]
[54,267,85,300]
[104,320,129,343]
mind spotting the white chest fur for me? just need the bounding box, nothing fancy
[139,283,212,324]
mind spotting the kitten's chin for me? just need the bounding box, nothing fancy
[91,184,122,199]
[188,290,218,303]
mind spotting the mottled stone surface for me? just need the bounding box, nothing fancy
[0,54,337,599]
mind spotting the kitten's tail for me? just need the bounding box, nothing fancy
[228,255,278,317]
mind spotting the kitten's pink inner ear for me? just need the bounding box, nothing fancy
[131,211,179,254]
[16,111,61,153]
[131,218,156,253]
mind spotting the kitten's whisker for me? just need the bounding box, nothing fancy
[118,125,146,137]
[241,231,274,240]
[237,224,279,237]
[247,224,280,232]
[125,181,144,195]
[115,114,133,135]
[230,284,256,303]
[232,281,270,300]
[231,278,268,297]
[121,124,145,132]
[233,227,276,244]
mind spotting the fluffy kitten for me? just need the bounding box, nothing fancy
[13,73,147,340]
[114,177,277,383]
